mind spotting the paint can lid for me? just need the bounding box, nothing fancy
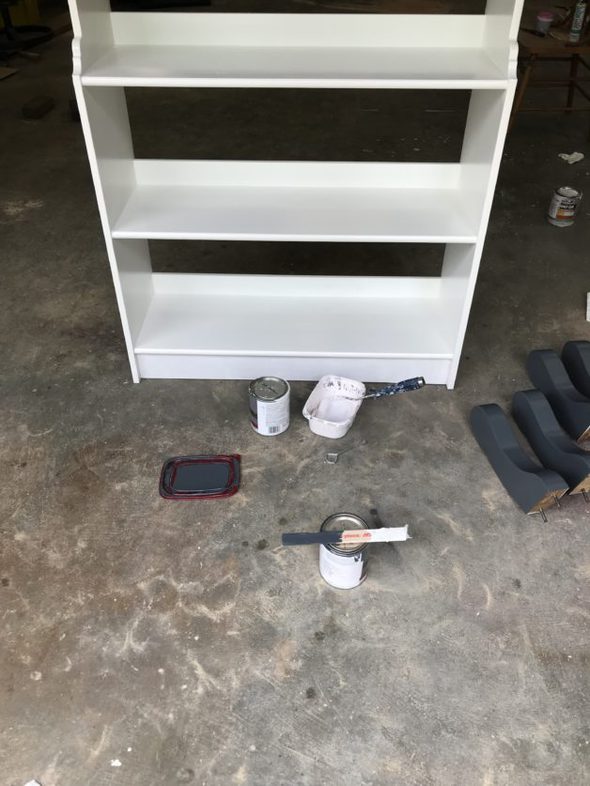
[556,186,581,198]
[321,513,368,555]
[249,377,289,401]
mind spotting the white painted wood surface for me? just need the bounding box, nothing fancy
[136,273,454,382]
[447,86,517,385]
[111,13,488,47]
[83,44,507,90]
[68,0,523,388]
[135,274,454,357]
[72,80,144,381]
[78,12,520,89]
[111,161,478,244]
[79,13,509,89]
[136,354,453,385]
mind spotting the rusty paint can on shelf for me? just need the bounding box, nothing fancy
[249,376,290,436]
[547,187,583,227]
[318,513,369,590]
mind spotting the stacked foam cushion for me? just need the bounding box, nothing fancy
[471,341,590,515]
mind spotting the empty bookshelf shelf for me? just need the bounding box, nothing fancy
[133,274,457,383]
[111,162,480,244]
[82,44,508,90]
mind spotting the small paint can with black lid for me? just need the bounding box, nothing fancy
[319,513,369,590]
[249,376,290,436]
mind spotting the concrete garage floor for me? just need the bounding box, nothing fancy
[2,8,590,786]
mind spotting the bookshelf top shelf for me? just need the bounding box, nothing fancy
[82,43,509,90]
[73,10,523,88]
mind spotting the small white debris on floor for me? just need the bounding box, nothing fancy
[558,151,585,165]
[110,759,122,768]
[23,780,42,786]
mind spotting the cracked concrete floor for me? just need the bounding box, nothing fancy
[1,18,590,786]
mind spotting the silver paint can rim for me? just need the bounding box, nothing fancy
[249,376,290,402]
[320,513,368,556]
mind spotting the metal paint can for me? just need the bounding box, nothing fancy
[319,513,368,590]
[547,186,583,227]
[249,376,290,436]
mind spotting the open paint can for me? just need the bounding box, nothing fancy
[318,513,368,589]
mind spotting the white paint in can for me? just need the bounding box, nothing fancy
[249,376,290,436]
[318,513,368,590]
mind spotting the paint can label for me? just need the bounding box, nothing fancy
[319,545,367,590]
[249,377,290,436]
[569,2,587,41]
[547,187,582,226]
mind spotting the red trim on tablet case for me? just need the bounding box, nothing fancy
[159,455,241,500]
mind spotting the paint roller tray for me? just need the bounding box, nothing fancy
[303,375,366,439]
[159,455,241,500]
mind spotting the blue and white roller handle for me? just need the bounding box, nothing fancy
[364,376,426,400]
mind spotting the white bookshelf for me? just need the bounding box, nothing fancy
[69,2,523,387]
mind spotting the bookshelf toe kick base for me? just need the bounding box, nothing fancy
[135,354,453,385]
